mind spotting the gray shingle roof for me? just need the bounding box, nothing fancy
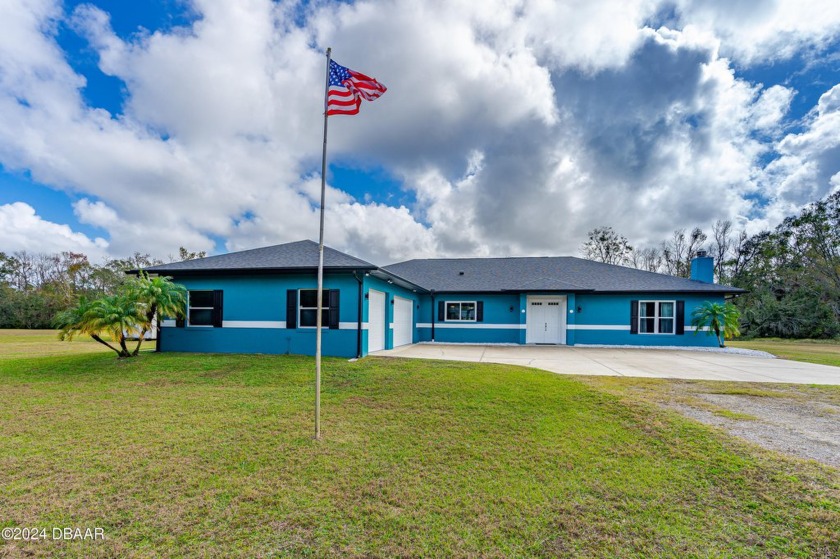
[382,256,744,294]
[144,240,376,274]
[142,240,743,294]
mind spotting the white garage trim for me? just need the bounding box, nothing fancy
[393,296,413,348]
[368,289,386,353]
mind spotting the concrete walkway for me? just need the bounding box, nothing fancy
[372,343,840,385]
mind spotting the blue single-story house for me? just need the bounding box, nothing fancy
[143,240,743,357]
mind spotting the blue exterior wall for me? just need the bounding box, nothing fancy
[160,272,364,357]
[414,291,725,347]
[160,269,728,354]
[573,292,725,347]
[362,275,421,355]
[418,293,523,343]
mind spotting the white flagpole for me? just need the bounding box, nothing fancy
[315,47,331,440]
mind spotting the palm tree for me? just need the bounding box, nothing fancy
[691,301,741,348]
[125,272,186,355]
[54,297,117,354]
[54,294,144,358]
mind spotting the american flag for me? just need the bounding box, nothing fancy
[326,60,387,116]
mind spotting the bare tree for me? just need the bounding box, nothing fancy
[661,227,707,277]
[9,251,36,290]
[630,246,663,272]
[660,229,685,276]
[685,227,708,267]
[711,220,733,282]
[580,227,633,265]
[168,247,208,263]
[32,253,60,286]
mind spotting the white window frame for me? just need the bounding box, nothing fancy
[187,290,215,327]
[638,300,676,335]
[444,301,477,322]
[298,288,330,329]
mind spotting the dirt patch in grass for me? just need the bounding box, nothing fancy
[582,377,840,469]
[671,392,840,468]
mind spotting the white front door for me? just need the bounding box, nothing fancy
[526,296,566,344]
[393,296,413,347]
[368,290,386,352]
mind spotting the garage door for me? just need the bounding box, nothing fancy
[393,296,413,348]
[368,290,386,353]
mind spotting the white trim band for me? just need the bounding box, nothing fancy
[417,323,526,330]
[223,321,285,329]
[567,324,631,331]
[163,320,366,330]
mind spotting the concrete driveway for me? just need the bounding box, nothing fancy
[372,344,840,385]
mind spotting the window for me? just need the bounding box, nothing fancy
[188,290,222,327]
[299,289,330,328]
[639,301,675,334]
[445,301,476,322]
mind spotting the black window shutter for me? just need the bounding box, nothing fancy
[212,290,224,327]
[438,300,445,321]
[328,289,340,329]
[286,290,297,329]
[176,317,185,328]
[676,301,685,335]
[476,301,484,322]
[630,300,639,334]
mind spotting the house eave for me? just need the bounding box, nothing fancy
[368,269,430,293]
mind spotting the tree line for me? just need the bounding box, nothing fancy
[0,247,204,329]
[581,191,840,339]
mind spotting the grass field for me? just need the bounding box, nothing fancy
[0,328,117,359]
[1,331,839,558]
[729,338,840,367]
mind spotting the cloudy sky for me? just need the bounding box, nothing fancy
[1,0,839,264]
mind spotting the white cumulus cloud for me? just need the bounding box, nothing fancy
[0,202,108,257]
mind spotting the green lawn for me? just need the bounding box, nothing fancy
[729,338,840,367]
[1,332,838,558]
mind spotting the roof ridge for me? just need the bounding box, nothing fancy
[513,275,590,290]
[321,243,377,267]
[572,256,716,282]
[387,255,573,266]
